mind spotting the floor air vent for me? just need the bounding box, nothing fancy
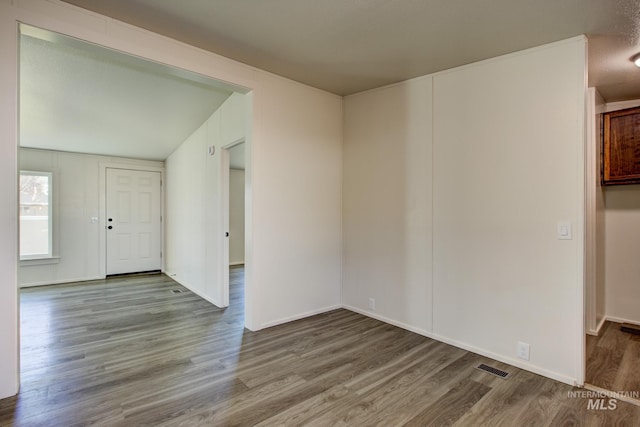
[171,289,183,294]
[476,363,510,379]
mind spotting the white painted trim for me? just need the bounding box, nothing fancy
[19,170,53,259]
[606,316,640,326]
[604,99,640,113]
[224,138,246,150]
[19,256,60,266]
[343,304,579,386]
[19,276,103,288]
[260,305,342,330]
[242,93,256,332]
[163,270,222,308]
[585,88,597,336]
[574,40,588,387]
[343,305,431,336]
[220,147,230,308]
[594,316,608,336]
[1,3,21,400]
[99,162,165,278]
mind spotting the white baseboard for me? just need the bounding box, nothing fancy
[425,330,578,386]
[342,304,578,387]
[260,304,342,330]
[19,276,104,288]
[595,316,608,335]
[606,316,640,326]
[586,316,607,336]
[343,304,431,336]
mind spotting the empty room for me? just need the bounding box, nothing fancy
[1,0,640,425]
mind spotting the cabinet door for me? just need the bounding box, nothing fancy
[603,106,640,185]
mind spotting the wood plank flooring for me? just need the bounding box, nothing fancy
[1,268,639,426]
[586,320,640,395]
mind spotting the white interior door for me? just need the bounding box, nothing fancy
[106,168,162,275]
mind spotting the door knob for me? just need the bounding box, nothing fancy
[108,226,113,230]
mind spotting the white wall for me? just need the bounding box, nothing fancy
[604,185,640,325]
[343,37,586,385]
[229,168,245,265]
[343,76,433,332]
[432,38,585,384]
[251,71,343,327]
[601,98,640,325]
[165,93,243,306]
[18,148,163,287]
[1,0,343,399]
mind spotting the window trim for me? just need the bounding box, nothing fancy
[20,256,60,266]
[19,170,53,260]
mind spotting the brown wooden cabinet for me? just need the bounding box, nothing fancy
[602,106,640,185]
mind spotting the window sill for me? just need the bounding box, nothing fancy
[20,256,60,266]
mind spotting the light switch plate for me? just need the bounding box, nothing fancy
[557,221,572,240]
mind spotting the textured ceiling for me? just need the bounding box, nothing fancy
[61,0,640,100]
[20,27,234,161]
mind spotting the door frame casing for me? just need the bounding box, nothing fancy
[585,87,598,336]
[220,138,245,307]
[99,163,166,278]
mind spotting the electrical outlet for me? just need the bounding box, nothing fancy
[368,298,376,311]
[517,341,530,361]
[557,221,572,240]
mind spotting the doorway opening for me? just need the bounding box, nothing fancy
[584,89,640,404]
[221,141,246,308]
[17,23,253,378]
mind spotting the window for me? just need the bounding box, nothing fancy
[20,171,52,259]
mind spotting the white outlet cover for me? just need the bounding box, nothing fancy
[517,341,530,360]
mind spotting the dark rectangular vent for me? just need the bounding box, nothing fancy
[171,289,183,294]
[477,363,510,379]
[621,323,640,335]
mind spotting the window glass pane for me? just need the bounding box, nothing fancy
[20,173,51,258]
